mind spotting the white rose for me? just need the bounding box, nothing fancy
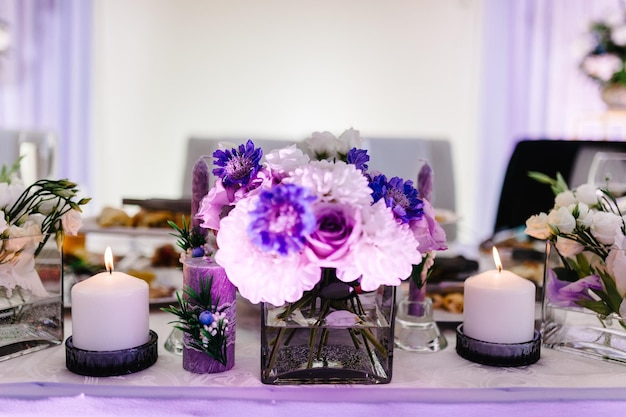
[575,183,599,206]
[0,212,7,234]
[607,247,626,295]
[576,203,594,228]
[0,182,26,209]
[61,209,83,236]
[264,145,310,174]
[582,54,623,81]
[306,131,338,160]
[591,211,623,245]
[612,25,626,46]
[548,207,577,234]
[555,190,576,207]
[4,222,43,253]
[336,128,363,154]
[525,212,552,239]
[555,236,584,257]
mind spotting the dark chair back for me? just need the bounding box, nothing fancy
[494,139,626,234]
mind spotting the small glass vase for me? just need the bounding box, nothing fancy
[181,257,236,373]
[0,234,63,361]
[261,269,396,385]
[394,279,447,352]
[542,242,626,364]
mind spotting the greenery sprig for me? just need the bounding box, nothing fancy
[162,275,230,365]
[167,216,206,257]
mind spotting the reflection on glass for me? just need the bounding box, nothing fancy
[588,152,626,197]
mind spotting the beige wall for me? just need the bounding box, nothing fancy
[92,0,485,243]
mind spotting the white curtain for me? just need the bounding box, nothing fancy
[0,0,92,195]
[477,0,624,237]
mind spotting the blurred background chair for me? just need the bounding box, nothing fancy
[363,137,456,241]
[182,136,457,240]
[493,139,626,234]
[181,137,295,198]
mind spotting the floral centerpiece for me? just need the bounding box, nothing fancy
[579,11,626,107]
[525,171,626,363]
[1,158,89,360]
[194,128,447,383]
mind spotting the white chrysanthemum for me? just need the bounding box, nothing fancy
[286,160,372,206]
[214,197,321,306]
[337,200,421,292]
[264,145,310,175]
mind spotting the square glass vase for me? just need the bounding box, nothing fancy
[261,284,396,385]
[0,234,63,361]
[542,242,626,364]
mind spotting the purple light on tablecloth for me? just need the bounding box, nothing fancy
[182,257,236,373]
[191,158,210,232]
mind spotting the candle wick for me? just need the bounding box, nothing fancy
[497,265,502,273]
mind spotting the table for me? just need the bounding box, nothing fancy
[2,297,626,417]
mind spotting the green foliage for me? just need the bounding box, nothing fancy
[162,275,229,365]
[167,216,206,252]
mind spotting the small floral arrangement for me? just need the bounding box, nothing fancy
[579,11,626,87]
[194,128,447,306]
[162,275,230,365]
[525,172,626,319]
[0,159,90,297]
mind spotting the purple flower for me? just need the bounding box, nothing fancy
[304,203,361,264]
[212,140,263,188]
[369,174,424,224]
[346,148,369,172]
[545,269,603,307]
[248,183,318,255]
[409,198,447,252]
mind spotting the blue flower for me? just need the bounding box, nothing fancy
[212,140,263,188]
[370,174,424,224]
[247,183,318,255]
[199,310,214,325]
[346,148,369,172]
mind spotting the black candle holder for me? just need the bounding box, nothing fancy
[65,330,158,376]
[455,324,540,367]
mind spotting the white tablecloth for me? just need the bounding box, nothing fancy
[1,298,626,416]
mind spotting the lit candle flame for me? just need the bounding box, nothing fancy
[492,246,502,273]
[104,246,114,274]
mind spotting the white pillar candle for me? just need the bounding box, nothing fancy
[71,247,150,351]
[463,247,536,344]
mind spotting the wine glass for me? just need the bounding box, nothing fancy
[588,152,626,197]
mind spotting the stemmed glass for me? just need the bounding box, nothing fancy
[588,152,626,197]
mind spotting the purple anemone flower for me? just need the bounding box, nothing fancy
[346,148,370,172]
[212,140,263,188]
[545,269,603,307]
[248,183,318,256]
[369,174,424,224]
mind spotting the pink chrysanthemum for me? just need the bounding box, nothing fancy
[214,197,321,306]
